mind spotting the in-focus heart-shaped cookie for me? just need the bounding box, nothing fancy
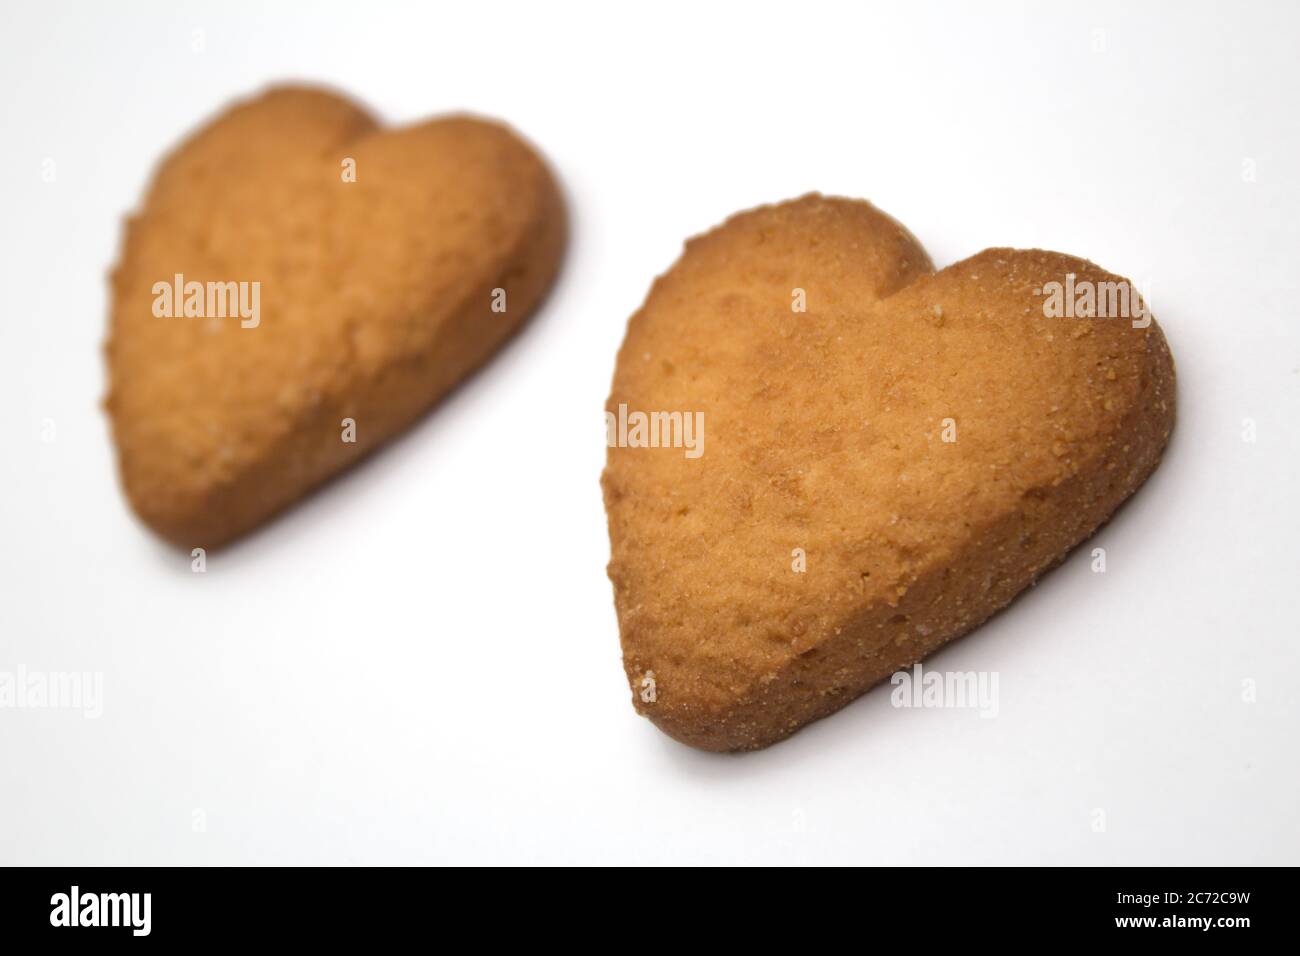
[602,194,1175,751]
[106,85,565,547]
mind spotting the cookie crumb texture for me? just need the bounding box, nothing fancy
[602,194,1175,751]
[106,85,565,547]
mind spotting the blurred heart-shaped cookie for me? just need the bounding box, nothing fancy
[106,85,565,547]
[602,194,1175,751]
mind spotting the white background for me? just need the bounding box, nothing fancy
[2,0,1297,865]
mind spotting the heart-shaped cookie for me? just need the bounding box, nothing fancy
[602,194,1175,751]
[106,85,565,547]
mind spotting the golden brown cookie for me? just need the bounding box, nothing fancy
[106,85,565,547]
[602,194,1175,751]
